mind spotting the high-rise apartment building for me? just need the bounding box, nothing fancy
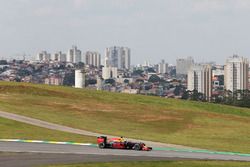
[36,51,51,61]
[102,67,118,80]
[51,51,67,62]
[158,60,168,74]
[248,69,250,90]
[188,64,212,101]
[224,55,249,92]
[121,47,131,70]
[176,57,194,75]
[67,46,82,63]
[85,51,101,67]
[105,46,131,70]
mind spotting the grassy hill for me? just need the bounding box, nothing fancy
[0,117,96,143]
[0,81,250,153]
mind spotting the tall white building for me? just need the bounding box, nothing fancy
[105,46,131,70]
[104,46,119,68]
[51,51,67,62]
[224,55,249,92]
[102,67,118,80]
[188,64,212,101]
[158,60,168,74]
[67,46,82,63]
[36,51,51,61]
[121,47,131,70]
[75,70,85,88]
[85,51,101,67]
[249,69,250,90]
[176,57,194,75]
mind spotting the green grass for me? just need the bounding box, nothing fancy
[44,161,250,167]
[0,117,96,143]
[0,82,250,153]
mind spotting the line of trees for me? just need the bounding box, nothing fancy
[182,89,250,108]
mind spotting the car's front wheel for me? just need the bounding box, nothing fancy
[133,144,141,151]
[98,143,105,149]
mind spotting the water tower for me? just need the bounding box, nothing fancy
[75,69,85,88]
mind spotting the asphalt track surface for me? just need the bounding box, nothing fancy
[0,141,250,167]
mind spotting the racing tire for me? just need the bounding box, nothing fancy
[98,143,105,149]
[133,144,141,151]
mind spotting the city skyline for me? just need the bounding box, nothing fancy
[1,0,250,64]
[23,45,250,67]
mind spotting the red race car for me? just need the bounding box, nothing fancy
[97,136,152,151]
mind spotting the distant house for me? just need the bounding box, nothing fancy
[44,75,63,86]
[121,89,139,94]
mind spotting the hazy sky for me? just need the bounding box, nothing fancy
[1,0,250,65]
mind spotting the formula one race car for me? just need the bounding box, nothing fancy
[97,136,152,151]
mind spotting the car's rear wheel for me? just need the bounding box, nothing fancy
[99,143,105,149]
[133,144,141,151]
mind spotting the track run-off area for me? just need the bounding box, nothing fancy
[0,110,193,149]
[1,110,250,167]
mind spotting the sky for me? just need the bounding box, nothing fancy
[0,0,250,65]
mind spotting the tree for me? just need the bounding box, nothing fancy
[17,69,31,77]
[0,60,7,65]
[182,90,190,100]
[174,85,182,96]
[87,79,97,85]
[75,62,85,69]
[148,74,160,83]
[105,79,115,85]
[63,72,75,86]
[190,89,199,101]
[124,79,130,84]
[222,90,233,105]
[147,68,156,73]
[190,89,205,101]
[232,89,250,108]
[132,69,144,76]
[211,95,223,103]
[15,77,21,82]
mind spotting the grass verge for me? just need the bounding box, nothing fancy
[0,117,96,143]
[0,82,250,153]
